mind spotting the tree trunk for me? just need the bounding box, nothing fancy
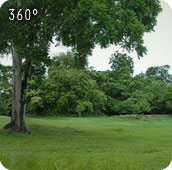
[11,53,15,123]
[14,46,22,129]
[4,47,31,132]
[3,0,30,132]
[4,47,21,130]
[20,61,31,131]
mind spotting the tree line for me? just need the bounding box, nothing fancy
[1,51,172,117]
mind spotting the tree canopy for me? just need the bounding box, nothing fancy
[145,65,172,84]
[0,0,162,60]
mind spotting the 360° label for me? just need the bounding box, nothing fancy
[9,9,38,21]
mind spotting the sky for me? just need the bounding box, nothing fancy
[0,0,172,75]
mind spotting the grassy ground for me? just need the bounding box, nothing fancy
[0,115,172,170]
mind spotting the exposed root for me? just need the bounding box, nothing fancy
[3,121,15,129]
[4,122,30,133]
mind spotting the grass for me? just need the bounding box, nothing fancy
[0,115,172,170]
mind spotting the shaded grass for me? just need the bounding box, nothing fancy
[0,116,172,170]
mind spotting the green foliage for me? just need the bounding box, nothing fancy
[0,0,162,60]
[164,84,172,112]
[120,90,151,114]
[145,65,172,84]
[76,101,93,117]
[109,51,134,76]
[50,51,76,70]
[23,50,172,116]
[26,78,45,115]
[0,64,12,115]
[27,53,107,116]
[1,49,172,117]
[147,80,165,113]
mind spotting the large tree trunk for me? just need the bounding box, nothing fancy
[14,46,22,129]
[4,47,31,132]
[3,0,30,132]
[4,47,23,131]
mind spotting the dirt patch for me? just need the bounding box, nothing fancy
[111,114,171,120]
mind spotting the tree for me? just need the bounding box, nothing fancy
[110,52,134,75]
[109,51,134,81]
[164,84,172,113]
[0,0,52,131]
[26,57,107,117]
[48,51,78,71]
[0,0,162,131]
[148,80,166,114]
[145,65,172,84]
[0,64,12,115]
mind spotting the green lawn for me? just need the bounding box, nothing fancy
[0,115,172,170]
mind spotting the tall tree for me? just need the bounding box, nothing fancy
[0,0,162,131]
[145,65,172,84]
[109,51,134,79]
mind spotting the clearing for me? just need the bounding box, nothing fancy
[0,115,172,170]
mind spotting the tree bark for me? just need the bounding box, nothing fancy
[14,46,22,129]
[11,51,16,123]
[4,47,31,132]
[4,46,22,131]
[20,61,31,131]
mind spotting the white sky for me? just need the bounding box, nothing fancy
[0,0,172,75]
[87,0,172,74]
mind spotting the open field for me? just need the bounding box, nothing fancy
[0,115,172,170]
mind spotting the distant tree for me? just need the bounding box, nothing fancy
[145,65,172,84]
[106,74,151,115]
[148,80,167,114]
[101,52,134,115]
[109,51,134,76]
[49,51,76,71]
[164,84,172,113]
